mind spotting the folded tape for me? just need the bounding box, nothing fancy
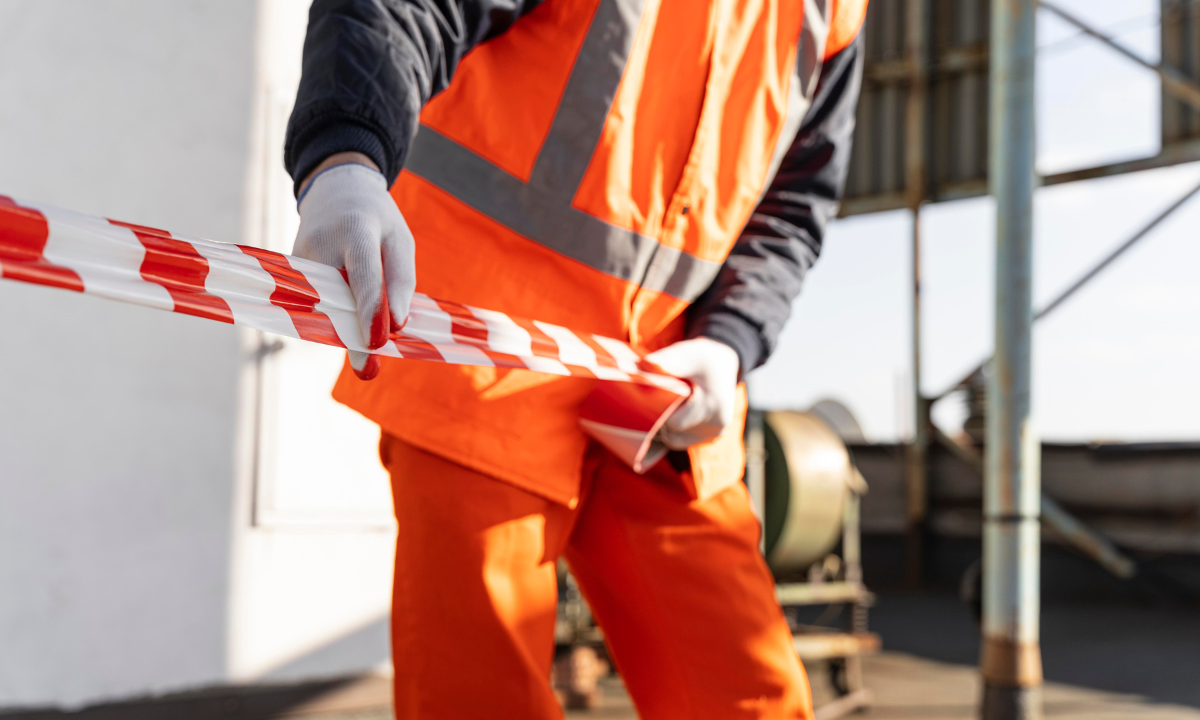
[0,196,689,472]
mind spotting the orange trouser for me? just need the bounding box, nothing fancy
[381,433,813,720]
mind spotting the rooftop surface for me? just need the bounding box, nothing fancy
[6,541,1197,720]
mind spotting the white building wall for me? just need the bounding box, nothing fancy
[0,0,395,709]
[227,0,397,685]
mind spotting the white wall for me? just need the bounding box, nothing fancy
[227,0,397,685]
[0,0,395,709]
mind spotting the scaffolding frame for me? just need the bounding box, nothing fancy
[839,2,1200,718]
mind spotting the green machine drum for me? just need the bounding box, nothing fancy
[760,411,867,576]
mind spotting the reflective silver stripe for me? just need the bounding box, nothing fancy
[410,125,725,298]
[644,244,723,301]
[529,0,646,197]
[409,125,660,282]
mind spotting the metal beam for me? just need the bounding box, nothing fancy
[982,1,1042,717]
[1039,496,1137,580]
[840,143,1200,217]
[1033,177,1200,321]
[776,582,873,606]
[1039,0,1200,113]
[1041,139,1200,187]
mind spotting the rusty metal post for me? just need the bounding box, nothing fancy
[982,1,1042,718]
[841,488,866,696]
[904,211,929,586]
[903,0,930,588]
[745,408,767,555]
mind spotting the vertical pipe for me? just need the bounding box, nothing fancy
[982,1,1042,718]
[904,211,928,585]
[843,489,867,633]
[842,490,865,692]
[904,0,930,587]
[745,409,767,555]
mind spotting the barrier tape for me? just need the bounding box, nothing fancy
[0,196,688,471]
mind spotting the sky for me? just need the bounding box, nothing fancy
[748,0,1200,443]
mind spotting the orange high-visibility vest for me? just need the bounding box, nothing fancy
[334,0,869,506]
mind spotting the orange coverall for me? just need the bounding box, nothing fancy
[382,433,813,719]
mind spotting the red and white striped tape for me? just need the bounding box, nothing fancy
[0,196,689,471]
[0,196,688,393]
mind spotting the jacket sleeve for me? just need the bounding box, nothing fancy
[284,0,545,194]
[687,34,864,373]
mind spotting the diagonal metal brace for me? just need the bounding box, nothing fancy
[930,425,1137,580]
[1039,0,1200,113]
[932,176,1200,402]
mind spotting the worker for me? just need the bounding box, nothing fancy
[285,1,867,717]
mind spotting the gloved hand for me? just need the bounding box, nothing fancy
[643,337,741,450]
[294,159,416,380]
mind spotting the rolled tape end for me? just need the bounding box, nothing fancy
[579,381,688,473]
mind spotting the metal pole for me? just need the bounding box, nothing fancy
[745,409,767,555]
[983,1,1042,718]
[903,0,930,588]
[905,211,929,586]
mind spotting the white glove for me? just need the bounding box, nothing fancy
[643,337,741,450]
[294,162,416,380]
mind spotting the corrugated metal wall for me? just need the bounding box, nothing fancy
[928,0,989,198]
[843,0,991,215]
[846,0,910,205]
[845,0,1200,216]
